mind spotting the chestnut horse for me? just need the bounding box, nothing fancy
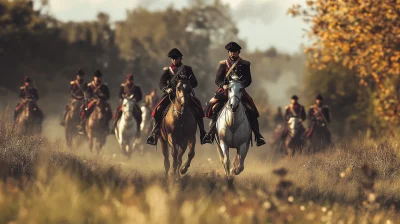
[15,99,43,135]
[160,76,197,180]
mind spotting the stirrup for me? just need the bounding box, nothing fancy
[203,133,214,144]
[255,135,266,147]
[146,134,158,146]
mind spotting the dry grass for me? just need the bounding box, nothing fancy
[1,110,400,223]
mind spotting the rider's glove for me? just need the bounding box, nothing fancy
[166,88,173,94]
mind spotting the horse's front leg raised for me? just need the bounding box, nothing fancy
[232,142,249,175]
[181,138,195,175]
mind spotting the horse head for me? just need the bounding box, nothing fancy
[227,74,243,112]
[23,99,38,119]
[122,95,135,120]
[287,117,302,137]
[175,76,193,109]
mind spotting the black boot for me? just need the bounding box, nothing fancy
[136,119,141,139]
[247,111,266,146]
[197,119,209,145]
[146,121,160,146]
[203,116,217,144]
[111,118,118,135]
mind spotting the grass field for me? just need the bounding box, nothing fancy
[1,111,400,224]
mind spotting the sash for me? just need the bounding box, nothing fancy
[225,58,242,78]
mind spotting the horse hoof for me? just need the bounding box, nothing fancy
[180,166,189,175]
[227,176,235,187]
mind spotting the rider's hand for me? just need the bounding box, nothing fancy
[166,88,173,94]
[223,85,228,90]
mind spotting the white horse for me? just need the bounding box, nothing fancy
[215,74,251,180]
[115,95,139,157]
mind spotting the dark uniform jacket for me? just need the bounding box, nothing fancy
[70,80,88,100]
[87,81,110,101]
[19,85,39,101]
[284,103,307,121]
[215,58,252,89]
[308,104,330,124]
[118,83,143,102]
[159,64,198,94]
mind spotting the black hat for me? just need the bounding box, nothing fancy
[94,69,103,77]
[77,68,85,76]
[24,76,32,83]
[291,95,299,100]
[316,94,324,100]
[168,48,183,59]
[225,42,241,52]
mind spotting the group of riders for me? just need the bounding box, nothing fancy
[13,41,331,149]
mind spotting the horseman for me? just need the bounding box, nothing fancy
[306,94,331,142]
[203,42,266,146]
[78,70,112,134]
[111,74,143,137]
[144,88,159,111]
[14,76,43,122]
[146,48,208,145]
[281,95,306,138]
[60,68,87,126]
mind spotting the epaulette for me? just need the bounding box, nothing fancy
[163,67,169,71]
[220,60,226,65]
[88,82,94,87]
[121,83,126,87]
[285,106,289,110]
[20,86,24,90]
[241,59,250,65]
[70,81,75,85]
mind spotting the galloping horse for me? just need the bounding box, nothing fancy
[115,95,140,157]
[160,75,197,180]
[64,99,84,147]
[282,117,306,157]
[215,74,251,180]
[308,121,331,153]
[15,99,43,135]
[86,99,112,154]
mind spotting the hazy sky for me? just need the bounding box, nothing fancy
[36,0,308,53]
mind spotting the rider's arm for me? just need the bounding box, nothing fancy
[118,85,124,99]
[241,61,252,88]
[187,67,198,88]
[135,86,143,102]
[34,88,39,101]
[301,106,307,121]
[215,63,227,88]
[308,108,315,121]
[324,107,331,123]
[159,69,171,93]
[19,87,25,100]
[102,85,110,101]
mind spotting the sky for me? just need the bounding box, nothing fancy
[34,0,308,53]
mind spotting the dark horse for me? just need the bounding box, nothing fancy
[15,99,43,135]
[307,121,332,153]
[85,99,112,154]
[160,76,197,180]
[64,99,84,148]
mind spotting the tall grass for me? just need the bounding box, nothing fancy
[1,109,400,223]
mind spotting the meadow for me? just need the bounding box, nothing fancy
[1,110,400,224]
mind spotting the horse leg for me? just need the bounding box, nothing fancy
[171,144,179,178]
[175,146,186,180]
[181,139,195,175]
[232,143,249,175]
[219,141,231,177]
[160,139,170,179]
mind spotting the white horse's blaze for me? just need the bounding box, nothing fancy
[115,97,137,156]
[216,74,251,177]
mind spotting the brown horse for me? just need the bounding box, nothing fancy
[85,99,112,154]
[282,117,306,157]
[64,99,84,148]
[308,121,332,153]
[160,76,197,180]
[15,99,43,135]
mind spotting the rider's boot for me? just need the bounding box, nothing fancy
[197,118,209,145]
[203,116,217,144]
[146,120,160,146]
[135,118,141,139]
[247,111,266,147]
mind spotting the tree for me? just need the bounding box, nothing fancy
[288,0,400,124]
